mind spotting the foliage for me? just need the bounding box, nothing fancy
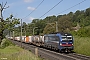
[0,46,43,60]
[5,14,20,31]
[0,14,20,44]
[71,27,90,37]
[0,39,15,49]
[74,36,90,56]
[43,23,55,34]
[76,28,90,37]
[4,7,90,37]
[58,15,72,32]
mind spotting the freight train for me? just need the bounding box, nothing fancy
[8,32,74,52]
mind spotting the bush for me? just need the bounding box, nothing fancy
[0,39,15,49]
[74,36,90,56]
[77,28,90,37]
[71,28,90,37]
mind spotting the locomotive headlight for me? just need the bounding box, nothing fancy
[72,44,73,45]
[60,43,62,46]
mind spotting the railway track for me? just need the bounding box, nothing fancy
[67,53,90,60]
[9,39,90,60]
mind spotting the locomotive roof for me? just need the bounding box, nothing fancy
[44,32,72,36]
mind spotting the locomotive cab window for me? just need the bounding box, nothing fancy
[61,36,73,42]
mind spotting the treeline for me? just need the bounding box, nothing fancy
[10,8,90,37]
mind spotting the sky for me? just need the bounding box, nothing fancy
[0,0,90,23]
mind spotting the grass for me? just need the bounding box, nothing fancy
[0,39,43,60]
[74,36,90,56]
[0,46,22,53]
[0,45,43,60]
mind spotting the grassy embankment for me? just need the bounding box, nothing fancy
[0,39,42,60]
[0,36,90,60]
[74,36,90,56]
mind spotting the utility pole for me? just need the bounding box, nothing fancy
[56,21,58,32]
[13,28,15,40]
[33,27,38,35]
[21,19,22,47]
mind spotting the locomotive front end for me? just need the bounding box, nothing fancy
[59,33,74,52]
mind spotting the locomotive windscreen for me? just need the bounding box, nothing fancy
[61,35,73,42]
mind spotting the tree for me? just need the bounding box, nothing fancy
[0,14,20,44]
[58,15,72,32]
[43,22,55,34]
[0,2,9,44]
[85,8,90,16]
[31,19,46,35]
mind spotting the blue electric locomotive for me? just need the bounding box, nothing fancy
[43,32,74,52]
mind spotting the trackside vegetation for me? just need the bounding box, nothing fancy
[71,26,90,56]
[73,36,90,56]
[0,39,43,60]
[0,39,15,49]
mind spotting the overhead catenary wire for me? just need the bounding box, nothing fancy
[57,0,87,15]
[22,0,87,21]
[39,0,63,19]
[22,0,44,19]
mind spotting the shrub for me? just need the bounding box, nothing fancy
[74,36,90,56]
[0,39,15,49]
[77,28,90,37]
[71,28,90,37]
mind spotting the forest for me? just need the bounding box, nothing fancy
[2,7,90,39]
